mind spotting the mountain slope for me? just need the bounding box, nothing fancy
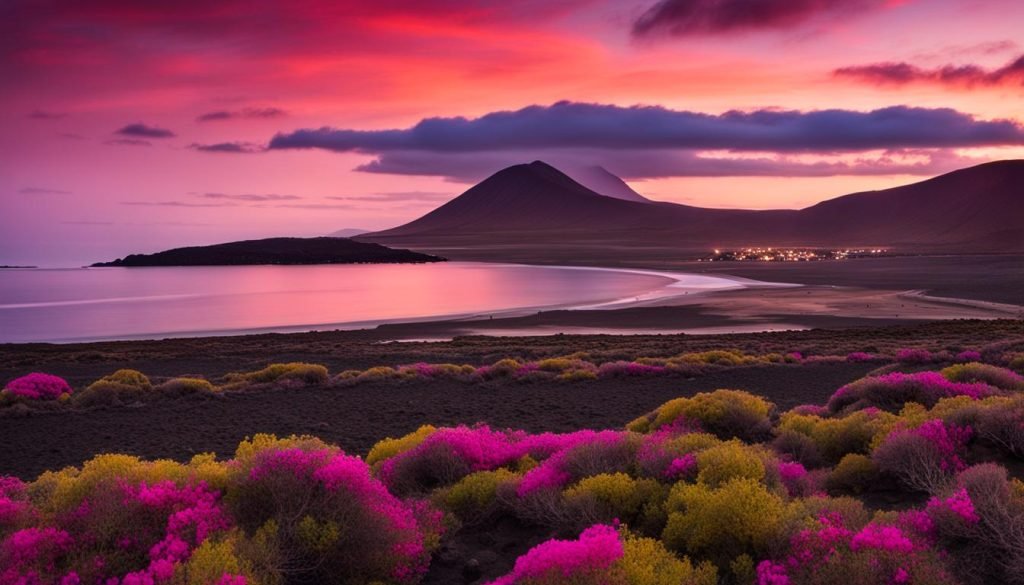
[359,160,1024,257]
[564,165,651,203]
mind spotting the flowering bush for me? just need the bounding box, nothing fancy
[598,361,668,378]
[896,348,935,364]
[827,371,997,414]
[755,513,957,585]
[955,350,982,362]
[486,524,623,585]
[628,390,774,441]
[2,452,239,585]
[845,352,879,363]
[487,524,716,585]
[873,420,973,494]
[3,373,73,401]
[228,434,441,584]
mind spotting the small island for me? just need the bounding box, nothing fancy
[91,237,445,267]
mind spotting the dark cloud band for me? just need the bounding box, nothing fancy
[268,101,1024,154]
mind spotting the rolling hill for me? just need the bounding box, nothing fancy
[358,160,1024,260]
[92,237,445,267]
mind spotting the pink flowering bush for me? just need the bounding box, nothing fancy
[956,350,983,362]
[517,431,636,498]
[827,371,998,414]
[896,348,935,364]
[873,419,973,493]
[845,352,879,363]
[486,524,623,585]
[1,455,236,585]
[776,461,824,498]
[3,373,72,401]
[0,477,33,537]
[597,361,668,378]
[756,513,957,585]
[228,435,442,584]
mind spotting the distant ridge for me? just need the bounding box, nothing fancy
[328,228,370,238]
[92,237,445,267]
[358,160,1024,257]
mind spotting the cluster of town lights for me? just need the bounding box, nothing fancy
[699,247,888,262]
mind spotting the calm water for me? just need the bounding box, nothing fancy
[0,263,743,343]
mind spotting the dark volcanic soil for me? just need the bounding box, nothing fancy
[0,362,878,480]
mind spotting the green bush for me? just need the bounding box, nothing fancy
[662,478,787,570]
[826,454,879,494]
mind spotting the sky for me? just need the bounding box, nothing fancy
[1,0,1023,266]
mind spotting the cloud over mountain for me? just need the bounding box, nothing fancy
[268,101,1024,154]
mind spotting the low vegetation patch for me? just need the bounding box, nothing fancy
[5,355,1024,584]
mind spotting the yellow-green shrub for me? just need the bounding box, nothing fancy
[228,363,329,387]
[357,366,398,381]
[826,454,878,494]
[184,535,276,585]
[618,531,718,585]
[365,425,437,467]
[674,350,751,366]
[662,478,787,569]
[156,377,217,396]
[563,473,666,532]
[443,469,519,521]
[558,369,598,382]
[941,362,1024,391]
[102,369,152,390]
[695,441,768,488]
[73,369,154,407]
[628,390,774,441]
[778,409,895,464]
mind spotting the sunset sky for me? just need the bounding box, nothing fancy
[2,0,1023,266]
